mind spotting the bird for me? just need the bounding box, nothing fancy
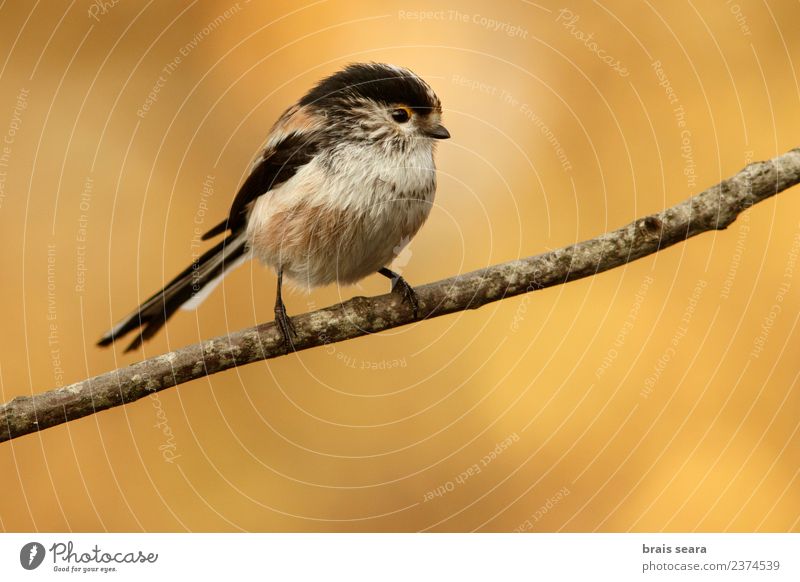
[98,62,450,353]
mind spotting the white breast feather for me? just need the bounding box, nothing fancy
[246,140,437,287]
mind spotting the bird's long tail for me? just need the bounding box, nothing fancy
[98,233,248,353]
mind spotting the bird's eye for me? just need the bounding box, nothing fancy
[391,108,411,123]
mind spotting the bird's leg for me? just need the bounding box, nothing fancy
[379,267,419,318]
[274,268,296,351]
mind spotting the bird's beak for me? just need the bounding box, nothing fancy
[424,123,451,140]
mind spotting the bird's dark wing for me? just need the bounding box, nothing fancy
[202,107,324,240]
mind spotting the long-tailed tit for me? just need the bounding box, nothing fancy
[99,63,449,352]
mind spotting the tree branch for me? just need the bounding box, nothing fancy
[2,149,800,443]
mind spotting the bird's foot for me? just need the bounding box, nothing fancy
[274,303,297,352]
[389,274,420,319]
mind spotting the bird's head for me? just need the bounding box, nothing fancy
[299,62,450,147]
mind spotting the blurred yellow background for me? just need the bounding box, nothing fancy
[0,0,798,532]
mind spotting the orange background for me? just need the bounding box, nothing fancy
[0,0,798,532]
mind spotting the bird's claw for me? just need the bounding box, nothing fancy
[274,304,297,352]
[390,275,420,319]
